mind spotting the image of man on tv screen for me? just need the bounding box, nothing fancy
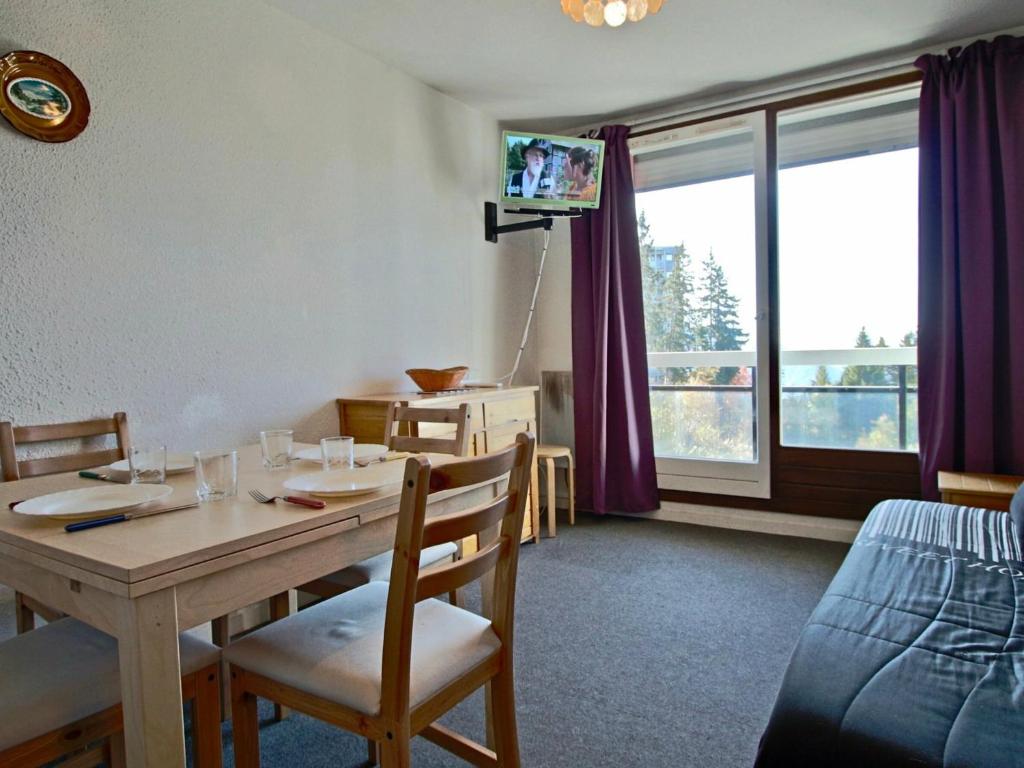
[506,138,554,199]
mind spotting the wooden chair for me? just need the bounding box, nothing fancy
[296,402,472,599]
[0,413,131,633]
[536,444,575,538]
[221,404,472,722]
[0,617,222,768]
[226,432,536,768]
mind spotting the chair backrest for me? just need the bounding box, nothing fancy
[380,431,535,718]
[382,402,472,457]
[0,413,131,482]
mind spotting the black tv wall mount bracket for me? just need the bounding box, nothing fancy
[484,201,582,243]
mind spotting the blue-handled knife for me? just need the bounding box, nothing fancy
[78,470,127,483]
[65,501,199,532]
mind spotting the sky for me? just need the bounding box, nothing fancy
[636,148,919,352]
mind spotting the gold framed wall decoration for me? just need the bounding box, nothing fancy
[0,51,90,142]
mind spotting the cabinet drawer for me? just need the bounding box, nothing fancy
[483,395,535,428]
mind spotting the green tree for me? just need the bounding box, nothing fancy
[840,327,889,386]
[662,242,697,384]
[638,212,670,359]
[857,414,899,450]
[506,140,526,173]
[813,366,831,386]
[695,250,748,385]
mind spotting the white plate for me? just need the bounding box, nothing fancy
[283,462,405,498]
[293,444,390,464]
[108,453,195,475]
[11,484,175,520]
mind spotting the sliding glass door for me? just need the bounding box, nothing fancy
[777,88,920,453]
[629,83,922,507]
[630,113,771,498]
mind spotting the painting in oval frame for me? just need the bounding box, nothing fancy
[0,50,90,142]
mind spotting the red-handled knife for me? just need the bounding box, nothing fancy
[281,495,326,509]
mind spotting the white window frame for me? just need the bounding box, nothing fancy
[629,111,772,498]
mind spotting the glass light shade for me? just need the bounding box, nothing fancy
[583,0,605,26]
[604,0,628,26]
[568,0,585,21]
[626,0,648,21]
[648,0,664,12]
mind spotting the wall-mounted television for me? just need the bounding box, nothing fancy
[500,130,606,210]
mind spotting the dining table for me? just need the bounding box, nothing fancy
[0,443,494,767]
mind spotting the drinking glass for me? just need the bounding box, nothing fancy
[260,429,293,470]
[129,445,166,484]
[321,436,354,471]
[194,450,238,501]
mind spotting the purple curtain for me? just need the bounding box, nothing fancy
[915,36,1024,500]
[570,125,659,514]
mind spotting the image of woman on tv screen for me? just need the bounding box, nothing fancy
[564,146,597,202]
[506,138,554,199]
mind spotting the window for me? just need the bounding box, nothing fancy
[631,82,922,500]
[777,89,919,452]
[631,113,771,497]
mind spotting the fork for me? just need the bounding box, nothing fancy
[248,489,326,509]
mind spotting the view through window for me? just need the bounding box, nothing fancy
[638,174,757,462]
[636,89,919,467]
[778,94,919,452]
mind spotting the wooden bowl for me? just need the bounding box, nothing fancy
[406,366,469,392]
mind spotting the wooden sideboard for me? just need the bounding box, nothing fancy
[337,386,541,544]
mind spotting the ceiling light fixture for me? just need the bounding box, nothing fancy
[561,0,664,28]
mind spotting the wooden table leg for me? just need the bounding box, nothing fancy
[115,588,187,767]
[544,457,557,538]
[269,591,292,721]
[530,453,541,544]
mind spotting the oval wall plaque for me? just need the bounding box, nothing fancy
[0,51,89,142]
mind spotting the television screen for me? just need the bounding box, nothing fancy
[500,131,606,210]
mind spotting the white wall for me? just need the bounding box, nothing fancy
[535,224,573,374]
[0,1,533,452]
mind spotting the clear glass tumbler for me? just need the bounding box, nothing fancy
[260,429,293,470]
[321,436,354,471]
[129,445,167,484]
[194,450,238,501]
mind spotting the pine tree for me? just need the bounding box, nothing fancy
[813,366,831,386]
[638,212,669,358]
[840,327,889,386]
[662,242,696,383]
[696,250,748,385]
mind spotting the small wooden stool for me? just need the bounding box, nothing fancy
[537,444,575,538]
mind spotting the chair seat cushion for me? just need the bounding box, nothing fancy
[224,581,500,716]
[316,541,458,591]
[0,617,220,750]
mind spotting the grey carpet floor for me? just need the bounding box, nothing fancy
[0,514,849,767]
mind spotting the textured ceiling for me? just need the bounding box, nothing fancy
[267,0,1024,127]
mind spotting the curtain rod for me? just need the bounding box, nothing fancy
[562,24,1024,136]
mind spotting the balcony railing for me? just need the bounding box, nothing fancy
[647,347,919,454]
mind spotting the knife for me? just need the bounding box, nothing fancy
[355,451,411,468]
[78,470,128,483]
[64,501,199,532]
